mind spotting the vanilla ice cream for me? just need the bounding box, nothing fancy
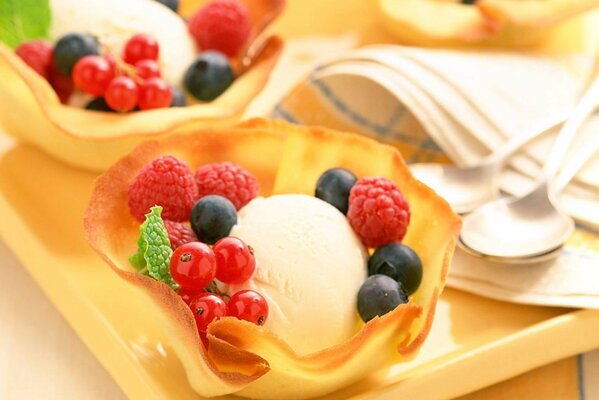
[50,0,197,87]
[228,194,368,355]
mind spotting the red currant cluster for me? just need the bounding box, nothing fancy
[15,33,173,112]
[170,237,268,335]
[74,34,172,112]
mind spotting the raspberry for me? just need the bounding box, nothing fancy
[195,162,259,210]
[164,220,198,250]
[16,40,54,79]
[128,156,198,222]
[347,177,411,248]
[188,0,252,57]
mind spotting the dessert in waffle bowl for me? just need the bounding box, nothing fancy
[378,0,599,47]
[0,0,283,171]
[84,119,461,399]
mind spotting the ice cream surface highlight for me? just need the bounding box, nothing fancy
[227,194,368,355]
[49,0,196,87]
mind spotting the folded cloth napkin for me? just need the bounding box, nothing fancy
[271,43,599,309]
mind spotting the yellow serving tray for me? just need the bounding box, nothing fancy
[2,2,599,398]
[2,135,599,400]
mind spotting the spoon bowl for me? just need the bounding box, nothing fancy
[457,238,563,265]
[460,183,574,259]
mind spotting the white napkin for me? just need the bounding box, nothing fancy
[271,43,599,309]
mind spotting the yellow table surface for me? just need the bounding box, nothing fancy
[2,1,599,399]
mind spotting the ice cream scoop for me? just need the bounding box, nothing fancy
[228,194,368,355]
[50,0,197,87]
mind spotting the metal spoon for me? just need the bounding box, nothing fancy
[409,111,569,214]
[458,125,599,264]
[459,76,599,260]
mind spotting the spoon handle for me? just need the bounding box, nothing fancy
[553,117,599,193]
[543,75,599,179]
[487,109,570,166]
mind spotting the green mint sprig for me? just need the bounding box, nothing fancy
[129,206,178,290]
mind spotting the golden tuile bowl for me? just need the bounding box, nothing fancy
[0,0,284,172]
[84,119,461,399]
[378,0,599,47]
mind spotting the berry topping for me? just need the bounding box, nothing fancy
[155,0,180,12]
[15,40,53,79]
[138,77,173,110]
[178,288,205,305]
[347,177,411,248]
[190,195,237,244]
[184,51,234,101]
[105,76,139,112]
[164,220,198,250]
[368,243,422,295]
[315,168,357,215]
[170,242,217,290]
[357,274,408,323]
[213,237,256,284]
[85,97,113,112]
[135,59,161,80]
[128,156,198,222]
[189,293,228,333]
[195,162,259,210]
[72,55,115,96]
[123,33,159,65]
[188,0,251,57]
[53,33,100,76]
[170,86,187,107]
[228,290,268,326]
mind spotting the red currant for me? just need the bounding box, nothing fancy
[105,76,138,112]
[189,293,227,333]
[15,40,53,79]
[213,237,256,284]
[123,33,159,65]
[105,54,118,73]
[135,59,161,80]
[48,65,74,104]
[227,290,268,326]
[72,55,115,96]
[170,242,217,290]
[178,288,206,305]
[138,77,173,110]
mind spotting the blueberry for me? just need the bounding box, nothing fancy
[184,51,234,101]
[154,0,179,12]
[85,97,113,112]
[190,195,237,244]
[357,275,408,323]
[53,33,99,76]
[170,86,187,107]
[368,242,422,295]
[315,168,357,214]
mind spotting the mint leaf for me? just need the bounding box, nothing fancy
[0,0,51,49]
[129,206,178,290]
